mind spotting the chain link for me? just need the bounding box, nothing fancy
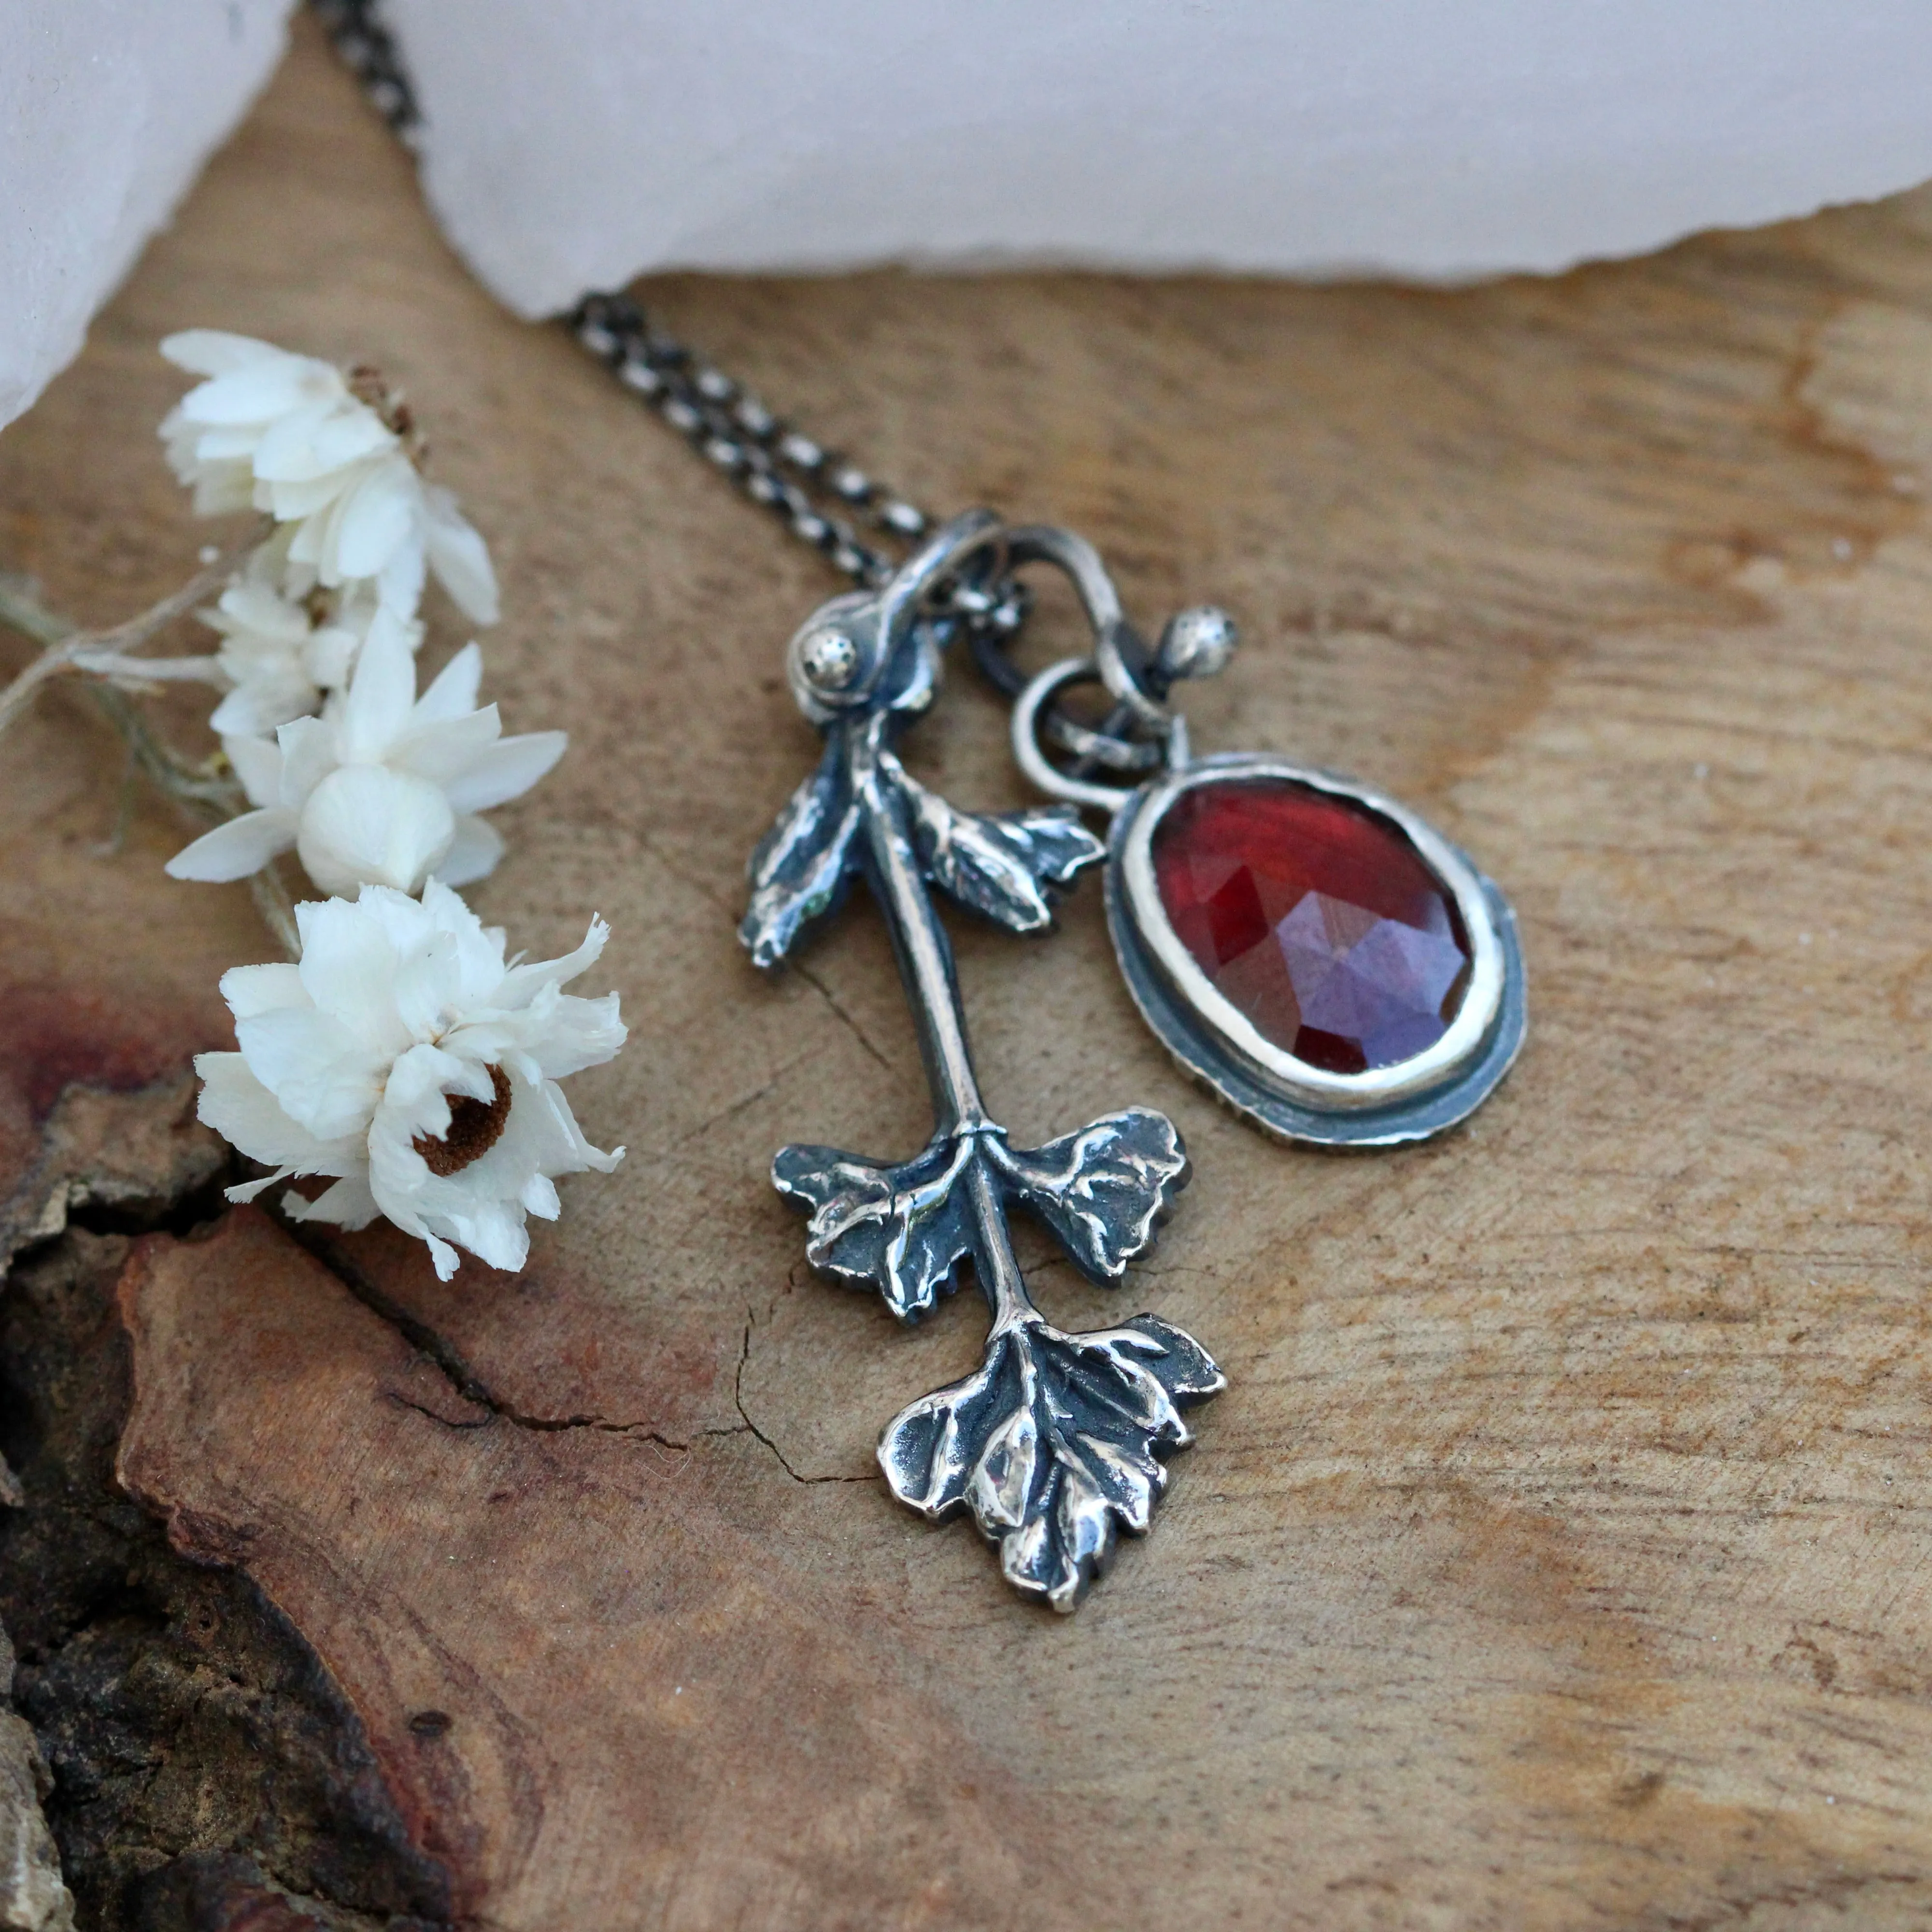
[311,0,423,146]
[568,292,923,590]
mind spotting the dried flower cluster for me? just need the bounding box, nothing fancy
[29,332,626,1279]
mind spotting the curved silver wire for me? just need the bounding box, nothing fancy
[1013,660,1151,813]
[1004,524,1171,735]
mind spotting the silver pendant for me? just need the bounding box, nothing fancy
[740,511,1223,1613]
[994,526,1527,1148]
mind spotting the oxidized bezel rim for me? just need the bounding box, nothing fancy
[1109,754,1526,1144]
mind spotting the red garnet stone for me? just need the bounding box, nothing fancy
[1151,778,1471,1076]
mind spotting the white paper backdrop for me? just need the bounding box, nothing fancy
[8,0,1932,429]
[391,0,1932,316]
[1,0,295,429]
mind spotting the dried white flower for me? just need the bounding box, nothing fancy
[160,330,499,624]
[198,540,406,736]
[166,609,564,896]
[203,580,362,735]
[198,882,625,1280]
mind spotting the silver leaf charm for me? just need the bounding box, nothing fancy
[879,1315,1225,1611]
[890,751,1104,933]
[990,1108,1188,1286]
[744,512,1223,1610]
[773,1131,980,1321]
[740,739,861,969]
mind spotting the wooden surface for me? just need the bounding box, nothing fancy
[8,15,1932,1929]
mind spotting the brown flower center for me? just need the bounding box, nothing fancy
[414,1064,512,1177]
[347,362,428,464]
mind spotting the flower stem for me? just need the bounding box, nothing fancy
[248,864,302,960]
[0,534,300,960]
[0,528,263,730]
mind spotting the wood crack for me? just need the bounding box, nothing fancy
[731,1308,876,1487]
[791,961,896,1075]
[280,1218,694,1450]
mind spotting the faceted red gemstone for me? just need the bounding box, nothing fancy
[1151,778,1471,1075]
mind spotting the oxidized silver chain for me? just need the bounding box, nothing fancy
[314,0,1527,1612]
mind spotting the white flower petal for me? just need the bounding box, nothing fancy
[235,1006,387,1143]
[195,425,265,462]
[189,464,258,517]
[439,1198,530,1274]
[522,992,627,1081]
[282,1173,382,1230]
[337,605,420,761]
[498,915,608,1006]
[375,537,427,622]
[346,880,447,960]
[226,1168,296,1205]
[218,961,307,1021]
[166,809,296,882]
[212,674,318,738]
[425,1234,461,1281]
[221,733,285,809]
[394,707,499,786]
[418,881,508,1000]
[180,355,339,428]
[437,816,505,889]
[424,485,499,625]
[160,330,285,378]
[301,623,362,692]
[294,892,417,1047]
[254,398,394,483]
[275,716,339,809]
[205,579,311,645]
[531,1079,626,1175]
[330,455,422,582]
[272,469,360,524]
[391,929,462,1042]
[439,731,567,815]
[297,764,455,896]
[413,640,483,724]
[195,1052,327,1169]
[250,399,364,483]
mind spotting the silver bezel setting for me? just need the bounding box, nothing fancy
[1107,753,1526,1146]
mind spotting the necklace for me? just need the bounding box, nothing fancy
[317,0,1525,1610]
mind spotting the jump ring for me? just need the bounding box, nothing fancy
[1012,659,1146,814]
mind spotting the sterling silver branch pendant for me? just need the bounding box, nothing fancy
[741,511,1525,1609]
[741,513,1223,1611]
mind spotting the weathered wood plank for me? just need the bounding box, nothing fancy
[7,13,1932,1928]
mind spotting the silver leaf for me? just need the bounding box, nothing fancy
[878,1314,1225,1612]
[772,1129,980,1320]
[889,755,1103,933]
[993,1107,1190,1285]
[740,740,862,968]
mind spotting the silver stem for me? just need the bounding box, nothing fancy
[846,716,1038,1328]
[849,717,988,1136]
[964,1163,1035,1335]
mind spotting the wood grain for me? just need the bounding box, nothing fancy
[7,14,1932,1928]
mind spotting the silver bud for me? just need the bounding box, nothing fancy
[1154,605,1238,683]
[796,625,862,692]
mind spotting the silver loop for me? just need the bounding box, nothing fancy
[1044,708,1168,773]
[1005,524,1171,734]
[1012,659,1144,813]
[878,508,1008,647]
